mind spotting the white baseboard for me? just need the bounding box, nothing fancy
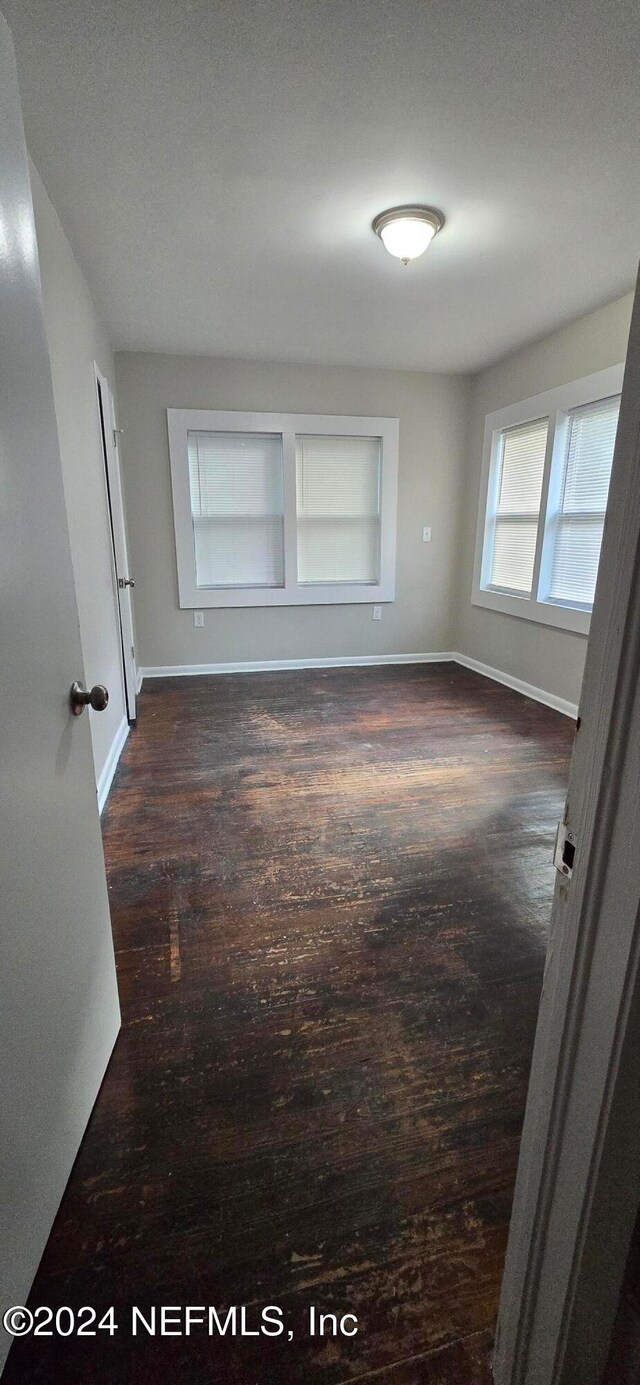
[97,717,130,814]
[140,652,458,678]
[453,652,578,719]
[138,649,578,719]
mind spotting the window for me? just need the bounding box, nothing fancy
[545,398,619,610]
[487,417,548,595]
[168,409,398,608]
[473,366,623,635]
[188,431,284,588]
[296,434,381,585]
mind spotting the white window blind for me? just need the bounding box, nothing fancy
[187,430,284,588]
[548,396,620,608]
[295,434,381,584]
[489,417,549,594]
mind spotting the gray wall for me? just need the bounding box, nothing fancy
[115,297,633,696]
[115,352,471,669]
[31,162,128,787]
[456,293,634,708]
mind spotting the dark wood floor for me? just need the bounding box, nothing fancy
[603,1209,640,1384]
[5,665,574,1384]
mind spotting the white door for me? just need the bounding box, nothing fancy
[0,13,120,1370]
[95,369,137,722]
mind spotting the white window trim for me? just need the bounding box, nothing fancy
[472,365,624,636]
[167,408,399,609]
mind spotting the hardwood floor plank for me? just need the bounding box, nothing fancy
[4,665,573,1383]
[337,1329,494,1382]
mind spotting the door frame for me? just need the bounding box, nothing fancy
[494,267,640,1384]
[94,364,137,723]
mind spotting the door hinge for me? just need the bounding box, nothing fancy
[554,821,576,878]
[131,645,135,661]
[113,427,124,447]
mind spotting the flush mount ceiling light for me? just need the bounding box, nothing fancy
[372,205,444,265]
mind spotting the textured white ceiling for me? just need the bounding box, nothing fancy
[5,0,640,372]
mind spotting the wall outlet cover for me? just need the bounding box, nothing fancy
[422,526,432,542]
[194,611,205,627]
[372,605,382,621]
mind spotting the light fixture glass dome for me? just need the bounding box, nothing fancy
[372,205,444,264]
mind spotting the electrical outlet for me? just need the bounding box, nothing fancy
[422,526,432,542]
[194,611,205,628]
[372,605,382,621]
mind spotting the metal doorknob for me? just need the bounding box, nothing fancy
[118,577,135,588]
[70,681,110,715]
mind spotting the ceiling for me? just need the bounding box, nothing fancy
[4,0,639,373]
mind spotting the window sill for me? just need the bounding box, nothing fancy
[180,579,395,609]
[472,585,591,635]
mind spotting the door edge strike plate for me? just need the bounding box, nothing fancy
[554,821,576,878]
